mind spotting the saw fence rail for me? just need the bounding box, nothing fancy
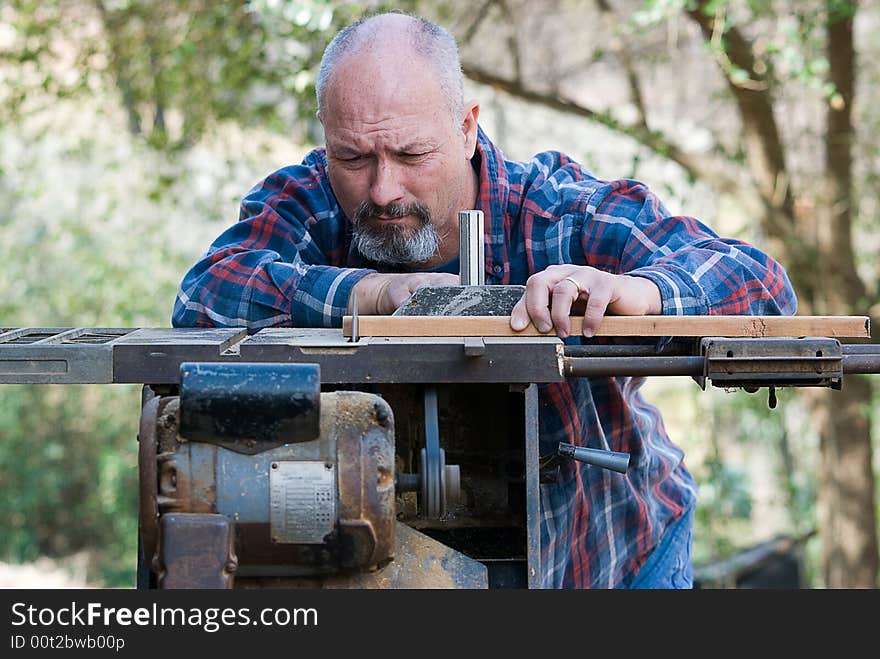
[562,343,880,377]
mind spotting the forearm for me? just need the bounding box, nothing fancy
[173,253,375,329]
[582,181,797,318]
[628,239,797,317]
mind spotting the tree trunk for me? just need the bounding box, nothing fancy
[811,4,877,588]
[811,379,878,587]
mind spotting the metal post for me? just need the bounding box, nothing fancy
[458,210,485,286]
[524,383,542,589]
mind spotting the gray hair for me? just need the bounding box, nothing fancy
[316,12,464,121]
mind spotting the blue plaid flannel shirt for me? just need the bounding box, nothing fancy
[173,126,797,587]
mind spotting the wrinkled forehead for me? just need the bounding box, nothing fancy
[325,117,443,156]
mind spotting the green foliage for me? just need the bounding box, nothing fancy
[632,0,690,27]
[1,1,364,148]
[693,453,753,560]
[0,52,317,583]
[0,385,140,585]
[667,381,820,570]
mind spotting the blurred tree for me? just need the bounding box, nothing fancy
[0,0,374,147]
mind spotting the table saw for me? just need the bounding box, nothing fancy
[1,320,878,589]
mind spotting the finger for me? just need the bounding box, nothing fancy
[581,279,613,337]
[550,278,581,338]
[389,285,415,310]
[510,293,530,331]
[436,272,460,286]
[523,274,554,333]
[410,273,455,295]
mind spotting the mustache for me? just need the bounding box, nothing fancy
[351,200,432,226]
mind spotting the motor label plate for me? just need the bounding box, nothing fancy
[269,461,336,544]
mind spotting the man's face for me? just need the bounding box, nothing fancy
[320,48,478,266]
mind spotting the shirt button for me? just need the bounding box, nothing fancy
[493,265,503,274]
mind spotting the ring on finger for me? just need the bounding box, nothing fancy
[563,276,583,294]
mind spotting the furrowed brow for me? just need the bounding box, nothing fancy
[328,143,362,157]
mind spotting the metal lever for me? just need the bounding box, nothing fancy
[557,442,630,474]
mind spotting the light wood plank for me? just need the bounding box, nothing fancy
[342,315,871,338]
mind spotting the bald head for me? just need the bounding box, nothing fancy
[316,13,464,121]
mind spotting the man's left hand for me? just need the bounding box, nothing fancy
[509,265,662,338]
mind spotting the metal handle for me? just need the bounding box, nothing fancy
[557,442,630,474]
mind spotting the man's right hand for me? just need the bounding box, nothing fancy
[350,272,460,315]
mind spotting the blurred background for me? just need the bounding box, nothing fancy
[1,0,878,588]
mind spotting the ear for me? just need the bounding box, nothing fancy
[460,99,480,159]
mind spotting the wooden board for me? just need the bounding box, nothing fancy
[342,315,871,338]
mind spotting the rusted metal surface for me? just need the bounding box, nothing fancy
[157,513,238,589]
[178,362,321,453]
[6,327,878,385]
[113,327,246,384]
[111,328,564,384]
[334,392,396,569]
[235,522,487,589]
[240,334,565,384]
[137,391,161,573]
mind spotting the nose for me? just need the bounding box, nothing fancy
[369,157,405,208]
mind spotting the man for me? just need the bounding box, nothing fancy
[173,12,797,588]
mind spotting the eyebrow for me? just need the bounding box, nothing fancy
[327,143,363,157]
[399,141,435,152]
[326,139,437,156]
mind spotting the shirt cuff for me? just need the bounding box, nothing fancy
[626,266,709,316]
[265,263,375,328]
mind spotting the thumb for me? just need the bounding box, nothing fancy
[510,294,529,331]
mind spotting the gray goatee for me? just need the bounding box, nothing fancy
[351,200,439,265]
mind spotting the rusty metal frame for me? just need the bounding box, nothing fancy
[157,513,238,589]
